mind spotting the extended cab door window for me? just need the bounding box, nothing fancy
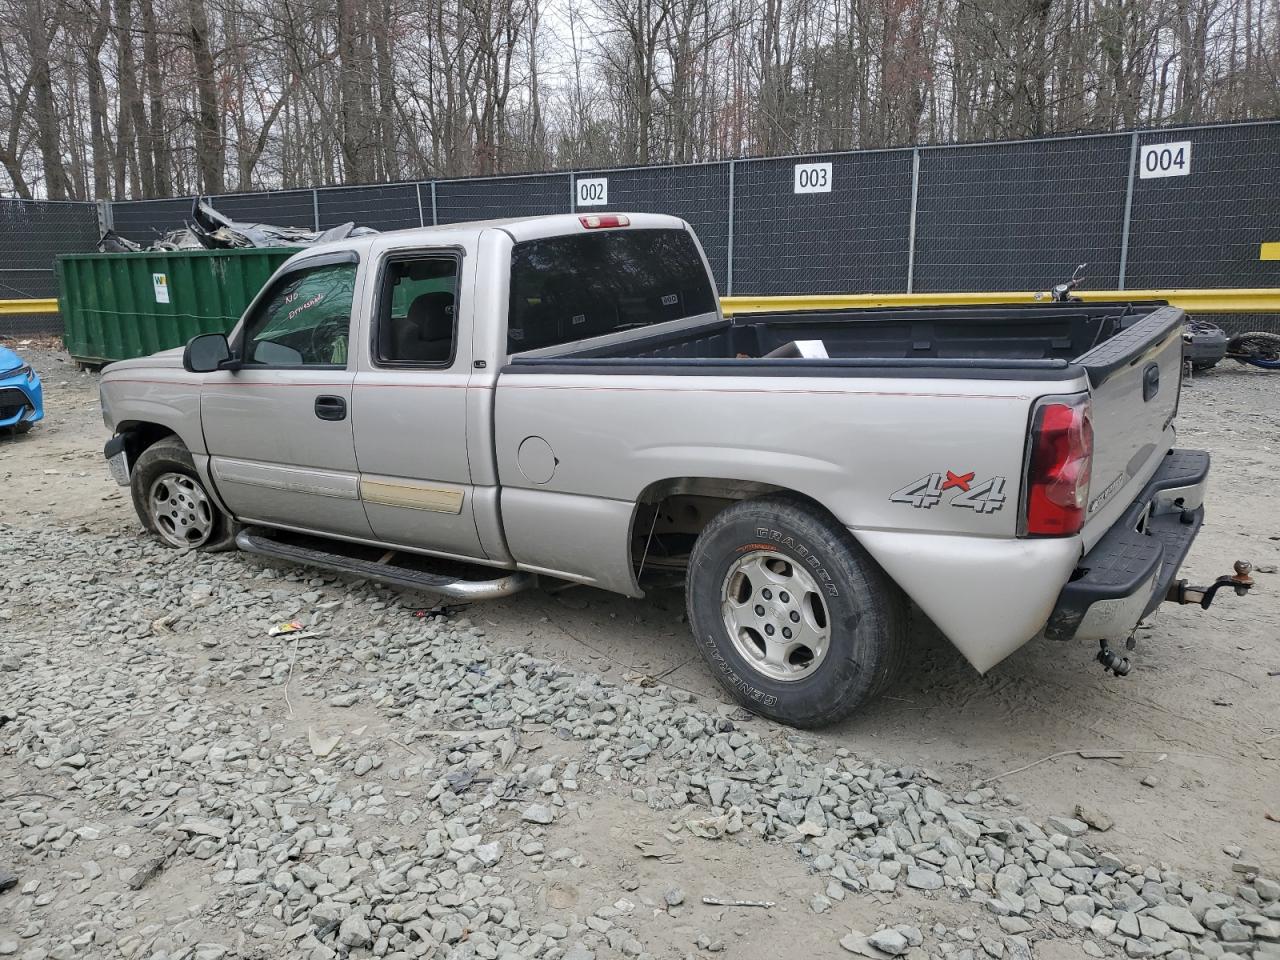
[375,255,460,366]
[242,262,357,367]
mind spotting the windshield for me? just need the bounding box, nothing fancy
[507,228,717,353]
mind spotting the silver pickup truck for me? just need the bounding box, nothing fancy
[99,213,1251,727]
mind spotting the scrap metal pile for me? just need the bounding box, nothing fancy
[98,197,378,253]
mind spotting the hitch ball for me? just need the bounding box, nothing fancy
[1167,560,1255,610]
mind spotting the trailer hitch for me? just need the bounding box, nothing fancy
[1167,561,1254,610]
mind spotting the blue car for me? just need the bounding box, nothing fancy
[0,343,43,435]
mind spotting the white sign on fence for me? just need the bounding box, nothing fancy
[576,177,608,206]
[1139,141,1192,179]
[794,162,833,194]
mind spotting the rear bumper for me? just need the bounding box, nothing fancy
[1044,448,1209,643]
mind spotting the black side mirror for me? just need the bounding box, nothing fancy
[183,333,234,372]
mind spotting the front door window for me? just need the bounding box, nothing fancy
[241,262,357,367]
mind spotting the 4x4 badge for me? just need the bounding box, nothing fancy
[890,471,1007,513]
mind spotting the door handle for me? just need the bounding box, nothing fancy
[1143,363,1160,401]
[314,395,347,421]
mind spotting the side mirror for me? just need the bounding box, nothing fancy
[183,333,233,373]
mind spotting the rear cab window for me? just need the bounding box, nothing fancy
[507,228,717,353]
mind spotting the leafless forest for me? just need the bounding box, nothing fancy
[1,0,1278,200]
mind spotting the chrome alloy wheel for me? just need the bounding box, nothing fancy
[148,472,214,548]
[720,550,831,682]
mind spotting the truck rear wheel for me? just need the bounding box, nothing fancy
[686,496,906,728]
[130,437,239,552]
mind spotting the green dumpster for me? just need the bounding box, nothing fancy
[56,247,298,364]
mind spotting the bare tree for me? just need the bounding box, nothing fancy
[1,0,1277,199]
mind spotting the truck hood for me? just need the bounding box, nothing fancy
[102,347,186,374]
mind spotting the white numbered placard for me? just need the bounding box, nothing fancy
[794,162,832,194]
[1139,141,1191,179]
[576,177,608,206]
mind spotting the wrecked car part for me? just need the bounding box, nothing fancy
[100,197,379,253]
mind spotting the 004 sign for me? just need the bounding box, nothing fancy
[1139,141,1191,179]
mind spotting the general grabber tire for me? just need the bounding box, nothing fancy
[130,437,240,552]
[686,495,907,728]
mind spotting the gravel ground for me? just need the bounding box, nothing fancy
[1,345,1278,960]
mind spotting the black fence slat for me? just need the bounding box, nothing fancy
[1126,125,1280,289]
[913,135,1132,293]
[0,199,100,335]
[731,150,915,295]
[213,189,317,229]
[435,174,567,224]
[109,198,197,245]
[316,183,421,231]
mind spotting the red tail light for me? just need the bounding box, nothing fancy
[579,214,630,229]
[1025,395,1093,536]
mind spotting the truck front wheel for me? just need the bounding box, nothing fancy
[686,496,907,728]
[130,437,239,552]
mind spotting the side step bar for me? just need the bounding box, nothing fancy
[234,528,535,601]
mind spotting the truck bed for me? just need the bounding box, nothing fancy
[505,298,1189,565]
[510,301,1181,380]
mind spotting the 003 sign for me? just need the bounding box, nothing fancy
[793,162,833,194]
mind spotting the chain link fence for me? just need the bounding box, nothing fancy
[913,133,1132,293]
[5,119,1279,336]
[0,199,100,336]
[734,149,914,294]
[1127,123,1280,290]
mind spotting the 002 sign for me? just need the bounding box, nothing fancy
[576,178,608,206]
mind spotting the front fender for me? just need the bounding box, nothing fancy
[101,373,204,455]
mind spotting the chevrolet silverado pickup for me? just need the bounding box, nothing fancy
[98,213,1250,728]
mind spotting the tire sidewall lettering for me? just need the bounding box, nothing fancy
[701,632,778,706]
[750,525,840,598]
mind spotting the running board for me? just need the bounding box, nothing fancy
[234,528,534,601]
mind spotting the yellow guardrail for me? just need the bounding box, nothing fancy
[720,288,1280,316]
[0,298,58,315]
[3,287,1279,320]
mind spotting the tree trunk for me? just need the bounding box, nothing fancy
[140,0,170,196]
[336,0,369,182]
[115,0,154,195]
[26,0,70,199]
[85,0,113,199]
[188,0,224,193]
